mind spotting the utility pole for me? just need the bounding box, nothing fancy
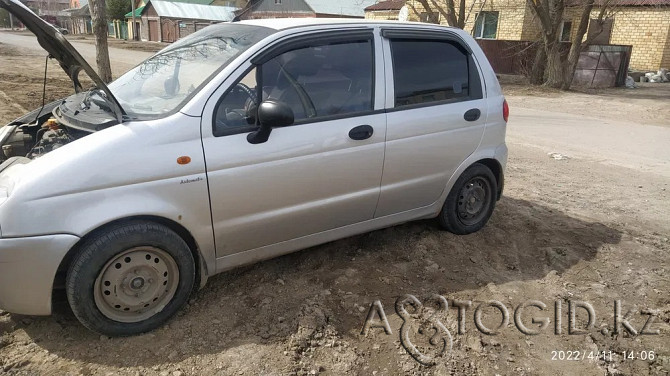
[9,12,13,30]
[130,0,136,40]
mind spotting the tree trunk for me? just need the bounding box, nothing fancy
[525,0,568,88]
[89,0,113,83]
[530,46,547,85]
[544,41,564,88]
[561,0,596,90]
[457,0,466,28]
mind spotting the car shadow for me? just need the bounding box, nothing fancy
[17,196,622,368]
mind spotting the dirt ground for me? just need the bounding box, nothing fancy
[64,34,169,54]
[0,40,669,376]
[499,74,670,128]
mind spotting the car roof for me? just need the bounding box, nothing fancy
[236,18,455,31]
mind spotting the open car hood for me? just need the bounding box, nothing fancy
[0,0,125,122]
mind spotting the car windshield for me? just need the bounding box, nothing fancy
[107,23,274,117]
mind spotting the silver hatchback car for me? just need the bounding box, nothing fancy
[0,0,508,336]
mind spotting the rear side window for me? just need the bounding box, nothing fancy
[390,39,479,108]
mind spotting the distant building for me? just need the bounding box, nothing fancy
[68,0,84,8]
[22,0,70,16]
[406,0,670,71]
[364,0,405,20]
[210,0,246,7]
[138,0,237,42]
[235,0,376,19]
[65,3,90,34]
[22,0,70,26]
[62,0,89,33]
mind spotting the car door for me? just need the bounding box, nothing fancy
[374,29,488,217]
[200,29,386,256]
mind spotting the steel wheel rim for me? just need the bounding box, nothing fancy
[457,176,491,226]
[94,246,179,323]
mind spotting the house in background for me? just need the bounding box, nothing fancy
[406,0,670,71]
[210,0,246,6]
[139,0,237,42]
[235,0,315,19]
[64,0,90,34]
[306,0,377,17]
[125,3,143,40]
[22,0,70,26]
[364,0,405,20]
[235,0,376,19]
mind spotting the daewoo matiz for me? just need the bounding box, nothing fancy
[0,0,508,336]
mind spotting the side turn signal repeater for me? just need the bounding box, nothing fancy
[177,156,191,165]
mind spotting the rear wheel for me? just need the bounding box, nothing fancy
[66,220,195,336]
[438,163,497,235]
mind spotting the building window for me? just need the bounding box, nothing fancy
[473,11,499,39]
[560,21,572,42]
[420,12,439,24]
[274,0,281,4]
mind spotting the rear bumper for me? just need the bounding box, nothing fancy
[0,234,79,315]
[496,143,508,200]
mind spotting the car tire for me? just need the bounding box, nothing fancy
[66,220,195,336]
[438,163,497,235]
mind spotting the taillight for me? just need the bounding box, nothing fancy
[503,99,509,123]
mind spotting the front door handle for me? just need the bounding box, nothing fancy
[349,125,374,140]
[464,108,481,122]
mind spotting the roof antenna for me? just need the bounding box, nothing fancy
[34,54,49,125]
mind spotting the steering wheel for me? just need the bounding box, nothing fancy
[214,83,259,132]
[235,82,257,106]
[225,83,259,121]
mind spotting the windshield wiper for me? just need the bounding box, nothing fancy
[81,88,100,109]
[81,88,114,113]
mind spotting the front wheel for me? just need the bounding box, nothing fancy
[66,220,195,336]
[438,163,497,235]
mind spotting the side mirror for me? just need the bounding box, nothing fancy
[247,100,294,144]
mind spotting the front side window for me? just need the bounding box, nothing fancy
[473,11,499,39]
[214,38,374,136]
[390,40,470,107]
[213,68,260,136]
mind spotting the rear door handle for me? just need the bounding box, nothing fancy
[464,108,481,122]
[349,125,374,140]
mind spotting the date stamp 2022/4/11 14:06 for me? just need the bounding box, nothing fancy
[550,350,656,362]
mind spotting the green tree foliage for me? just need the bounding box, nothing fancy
[107,0,131,21]
[0,8,10,28]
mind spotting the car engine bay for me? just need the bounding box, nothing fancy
[1,107,91,163]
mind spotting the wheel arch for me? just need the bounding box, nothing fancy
[54,215,208,296]
[475,158,504,200]
[435,152,506,217]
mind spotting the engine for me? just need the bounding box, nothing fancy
[27,119,76,159]
[1,117,82,162]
